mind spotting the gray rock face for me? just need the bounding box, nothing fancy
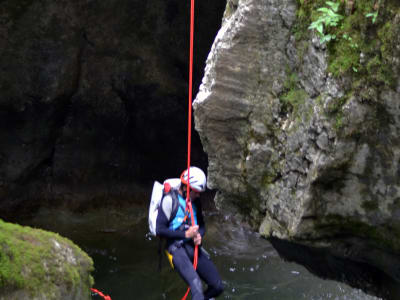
[194,0,400,297]
[195,0,299,224]
[195,0,297,209]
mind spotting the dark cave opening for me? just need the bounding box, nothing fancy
[0,0,227,218]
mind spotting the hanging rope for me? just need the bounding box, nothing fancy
[181,0,197,299]
[91,288,112,300]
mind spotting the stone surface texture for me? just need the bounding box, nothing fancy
[194,0,400,298]
[0,0,225,214]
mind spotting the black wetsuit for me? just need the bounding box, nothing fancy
[156,194,223,300]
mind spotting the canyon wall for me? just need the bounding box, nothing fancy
[0,0,225,215]
[194,0,400,298]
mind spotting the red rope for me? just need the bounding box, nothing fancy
[181,0,197,299]
[91,288,112,300]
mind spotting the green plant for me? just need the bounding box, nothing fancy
[298,0,399,83]
[366,0,381,24]
[280,72,308,117]
[342,33,358,49]
[365,11,378,24]
[308,1,344,44]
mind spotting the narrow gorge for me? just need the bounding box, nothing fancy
[1,0,399,299]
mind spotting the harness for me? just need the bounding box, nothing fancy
[169,193,198,232]
[161,190,198,270]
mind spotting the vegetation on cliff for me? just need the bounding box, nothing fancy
[279,0,400,132]
[297,0,399,89]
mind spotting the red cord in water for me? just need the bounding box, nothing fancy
[91,288,111,300]
[182,0,197,299]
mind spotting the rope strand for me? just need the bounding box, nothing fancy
[181,0,197,299]
[91,288,112,300]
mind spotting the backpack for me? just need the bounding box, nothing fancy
[148,178,181,236]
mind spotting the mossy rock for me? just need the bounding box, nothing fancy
[0,219,93,300]
[295,0,400,89]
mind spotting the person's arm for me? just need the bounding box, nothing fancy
[156,195,186,239]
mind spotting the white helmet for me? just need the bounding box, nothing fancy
[180,166,207,192]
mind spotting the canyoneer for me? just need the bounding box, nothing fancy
[156,166,223,300]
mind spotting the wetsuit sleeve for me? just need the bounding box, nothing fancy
[196,199,206,237]
[156,196,186,239]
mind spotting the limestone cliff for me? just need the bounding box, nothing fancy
[194,0,400,298]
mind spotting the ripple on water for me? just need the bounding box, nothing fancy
[205,214,382,300]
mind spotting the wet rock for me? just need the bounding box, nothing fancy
[194,0,400,298]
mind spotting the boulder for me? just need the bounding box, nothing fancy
[194,0,400,298]
[0,219,93,300]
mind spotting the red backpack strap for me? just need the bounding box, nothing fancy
[164,182,171,194]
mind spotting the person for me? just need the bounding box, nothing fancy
[156,166,224,300]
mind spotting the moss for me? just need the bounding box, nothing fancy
[323,94,349,130]
[231,184,265,230]
[327,39,361,76]
[295,0,400,93]
[378,8,400,60]
[333,111,344,130]
[328,94,348,113]
[0,219,93,298]
[279,71,309,119]
[291,0,399,137]
[293,0,326,39]
[281,89,308,111]
[262,172,277,186]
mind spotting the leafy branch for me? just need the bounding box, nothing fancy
[308,1,344,44]
[366,0,381,24]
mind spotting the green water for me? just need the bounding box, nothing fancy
[21,207,381,300]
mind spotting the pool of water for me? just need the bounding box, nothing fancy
[20,206,381,300]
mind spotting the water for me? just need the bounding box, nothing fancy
[20,206,381,300]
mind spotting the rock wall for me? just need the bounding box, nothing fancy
[194,0,400,298]
[0,0,225,215]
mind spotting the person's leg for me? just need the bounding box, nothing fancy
[184,244,223,299]
[196,248,224,299]
[170,245,204,300]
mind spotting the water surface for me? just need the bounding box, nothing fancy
[21,207,381,300]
